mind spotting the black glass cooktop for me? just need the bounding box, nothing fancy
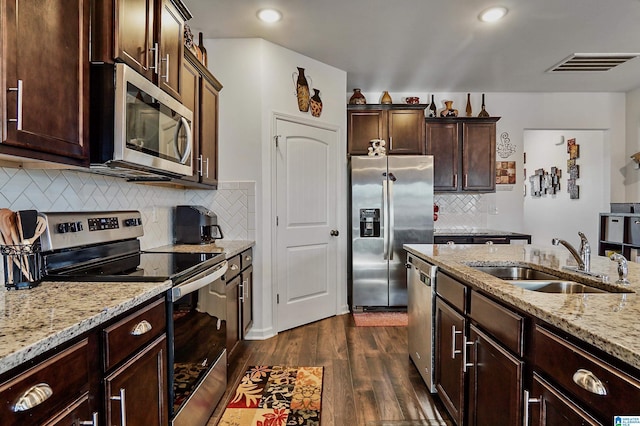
[46,251,225,283]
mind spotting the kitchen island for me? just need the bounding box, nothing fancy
[405,243,640,424]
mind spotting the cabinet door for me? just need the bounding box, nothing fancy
[115,0,155,80]
[157,0,184,100]
[181,56,200,183]
[462,122,496,191]
[241,266,253,337]
[435,297,466,425]
[2,0,90,165]
[226,275,241,357]
[200,77,219,186]
[105,335,168,426]
[529,373,602,426]
[427,122,459,191]
[347,110,385,155]
[387,109,425,154]
[467,324,523,426]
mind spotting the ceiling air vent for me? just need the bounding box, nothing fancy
[547,53,640,72]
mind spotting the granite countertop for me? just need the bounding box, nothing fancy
[404,243,640,370]
[147,239,254,258]
[434,228,531,237]
[0,280,171,376]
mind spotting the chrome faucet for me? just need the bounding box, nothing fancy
[552,232,591,272]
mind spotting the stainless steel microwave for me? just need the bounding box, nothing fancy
[90,63,193,180]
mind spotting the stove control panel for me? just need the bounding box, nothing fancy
[39,211,144,251]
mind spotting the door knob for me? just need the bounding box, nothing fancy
[330,230,339,236]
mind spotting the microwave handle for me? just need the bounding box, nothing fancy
[173,116,193,164]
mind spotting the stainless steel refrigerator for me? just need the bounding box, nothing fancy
[350,155,434,310]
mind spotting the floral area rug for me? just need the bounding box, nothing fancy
[218,365,323,426]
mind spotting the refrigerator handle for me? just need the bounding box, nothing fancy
[388,179,395,260]
[383,178,389,260]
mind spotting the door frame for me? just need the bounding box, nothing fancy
[270,112,348,333]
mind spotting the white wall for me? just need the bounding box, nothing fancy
[625,88,640,200]
[523,130,607,245]
[205,38,348,338]
[358,91,625,238]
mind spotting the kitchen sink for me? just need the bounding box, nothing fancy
[469,264,631,294]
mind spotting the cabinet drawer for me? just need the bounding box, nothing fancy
[0,339,89,425]
[436,271,467,313]
[103,298,166,371]
[241,248,253,269]
[533,325,640,420]
[470,291,524,356]
[226,254,242,280]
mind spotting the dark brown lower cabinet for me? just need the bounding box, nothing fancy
[467,325,523,425]
[435,297,466,425]
[529,373,602,426]
[105,335,168,426]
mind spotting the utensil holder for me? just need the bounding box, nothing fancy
[1,243,43,289]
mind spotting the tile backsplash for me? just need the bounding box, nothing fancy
[434,193,489,229]
[0,167,255,278]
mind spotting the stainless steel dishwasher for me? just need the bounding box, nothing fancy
[407,253,437,392]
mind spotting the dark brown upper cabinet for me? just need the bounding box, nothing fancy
[347,104,426,155]
[92,0,191,101]
[1,0,90,166]
[426,117,500,193]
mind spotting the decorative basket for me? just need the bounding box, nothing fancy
[1,242,43,290]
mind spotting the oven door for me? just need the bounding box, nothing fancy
[169,260,228,426]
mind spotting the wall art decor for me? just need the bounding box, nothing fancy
[310,89,323,117]
[497,132,516,158]
[566,138,580,199]
[496,161,516,184]
[528,167,561,197]
[293,67,312,112]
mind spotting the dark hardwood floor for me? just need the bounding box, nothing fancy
[207,313,451,426]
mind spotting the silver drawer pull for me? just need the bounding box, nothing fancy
[130,320,152,336]
[79,412,99,426]
[7,80,23,130]
[13,383,53,412]
[110,388,127,426]
[245,255,252,262]
[230,264,239,271]
[572,368,607,395]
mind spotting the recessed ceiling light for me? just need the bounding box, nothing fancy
[257,8,282,23]
[479,6,508,23]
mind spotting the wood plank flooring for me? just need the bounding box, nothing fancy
[207,313,451,426]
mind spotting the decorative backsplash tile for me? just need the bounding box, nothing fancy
[434,193,488,229]
[0,167,255,282]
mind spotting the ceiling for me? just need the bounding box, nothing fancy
[185,0,640,93]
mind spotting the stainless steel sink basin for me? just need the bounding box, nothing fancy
[469,264,630,294]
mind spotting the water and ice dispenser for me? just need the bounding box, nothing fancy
[359,208,380,237]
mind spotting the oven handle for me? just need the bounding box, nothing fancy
[170,260,228,302]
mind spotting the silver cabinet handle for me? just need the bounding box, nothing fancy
[79,412,99,426]
[230,264,239,271]
[451,326,462,359]
[12,383,53,412]
[161,54,170,82]
[453,174,458,188]
[197,155,204,176]
[7,80,23,130]
[463,335,474,373]
[245,255,252,262]
[389,136,393,151]
[149,42,159,73]
[110,388,127,426]
[572,368,607,395]
[635,220,640,225]
[130,320,152,336]
[204,157,210,178]
[239,280,245,302]
[464,174,468,188]
[523,389,541,426]
[243,278,249,299]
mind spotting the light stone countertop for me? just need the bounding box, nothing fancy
[147,239,254,258]
[0,280,171,376]
[404,243,640,370]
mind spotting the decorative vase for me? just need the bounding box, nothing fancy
[310,89,323,117]
[380,91,392,104]
[292,67,311,112]
[466,93,472,117]
[428,95,437,118]
[198,32,208,67]
[349,88,367,105]
[478,94,490,117]
[440,100,458,117]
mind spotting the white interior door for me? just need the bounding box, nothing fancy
[275,117,338,332]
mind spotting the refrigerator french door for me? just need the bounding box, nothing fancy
[351,155,434,309]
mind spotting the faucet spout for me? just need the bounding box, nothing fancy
[552,237,586,271]
[578,232,591,272]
